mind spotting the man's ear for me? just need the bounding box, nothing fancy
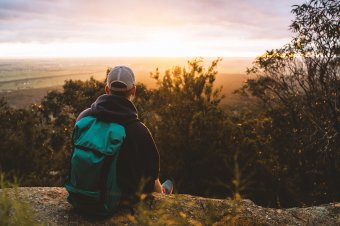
[105,85,110,94]
[130,85,136,97]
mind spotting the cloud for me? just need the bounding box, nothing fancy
[0,0,306,56]
[177,0,301,39]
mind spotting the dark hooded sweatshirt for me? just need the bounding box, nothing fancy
[76,94,160,203]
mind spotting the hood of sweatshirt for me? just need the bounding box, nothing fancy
[90,94,138,123]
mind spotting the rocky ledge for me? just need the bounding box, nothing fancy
[4,187,340,225]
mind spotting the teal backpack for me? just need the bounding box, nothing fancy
[65,116,127,216]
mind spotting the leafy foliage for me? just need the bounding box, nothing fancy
[239,0,340,206]
[145,59,233,196]
[0,0,339,208]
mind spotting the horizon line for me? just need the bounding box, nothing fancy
[0,56,256,60]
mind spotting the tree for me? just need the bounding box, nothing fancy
[240,0,340,205]
[141,59,234,196]
[0,99,54,185]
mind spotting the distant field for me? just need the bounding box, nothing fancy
[0,86,63,108]
[1,74,246,108]
[0,57,252,107]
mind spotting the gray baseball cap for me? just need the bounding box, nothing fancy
[107,66,135,91]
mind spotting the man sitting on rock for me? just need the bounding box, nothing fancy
[65,66,172,216]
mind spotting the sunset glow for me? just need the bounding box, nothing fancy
[0,0,306,58]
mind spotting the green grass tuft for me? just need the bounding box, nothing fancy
[0,174,40,226]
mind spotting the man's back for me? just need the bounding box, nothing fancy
[77,94,160,202]
[66,66,160,215]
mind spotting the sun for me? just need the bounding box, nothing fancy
[141,30,190,57]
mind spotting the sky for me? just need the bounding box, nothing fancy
[0,0,306,58]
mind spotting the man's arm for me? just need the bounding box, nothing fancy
[136,123,161,193]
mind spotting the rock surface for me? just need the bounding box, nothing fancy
[5,187,340,225]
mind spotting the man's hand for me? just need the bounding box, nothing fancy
[154,179,163,193]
